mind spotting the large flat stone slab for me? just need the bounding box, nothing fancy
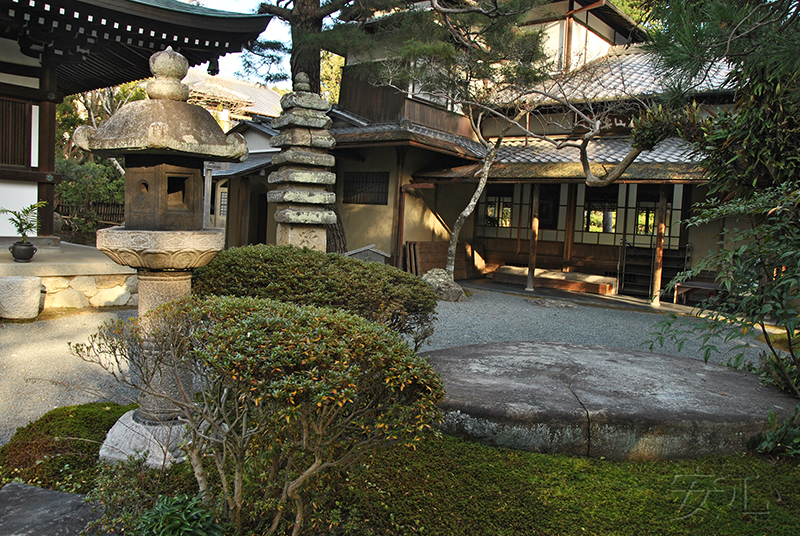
[0,482,100,535]
[424,341,798,460]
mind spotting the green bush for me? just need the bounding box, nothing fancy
[135,494,228,536]
[192,244,438,350]
[0,402,135,493]
[73,295,444,535]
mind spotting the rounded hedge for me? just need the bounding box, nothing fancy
[192,244,438,349]
[150,295,445,533]
[176,295,444,440]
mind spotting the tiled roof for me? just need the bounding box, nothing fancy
[413,137,703,183]
[185,68,283,118]
[498,137,695,165]
[331,120,486,159]
[208,152,276,178]
[531,46,732,105]
[131,0,259,17]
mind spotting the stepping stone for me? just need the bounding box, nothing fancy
[0,482,100,535]
[424,341,799,460]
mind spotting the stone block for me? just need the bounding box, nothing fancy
[279,91,330,112]
[69,276,97,297]
[270,128,336,150]
[274,207,337,225]
[0,482,99,536]
[268,188,335,205]
[40,276,70,291]
[268,168,336,185]
[276,224,327,252]
[0,276,43,319]
[422,269,468,302]
[127,293,139,307]
[271,108,332,130]
[99,410,187,468]
[90,286,131,307]
[124,275,139,294]
[95,274,128,289]
[45,288,90,309]
[272,148,336,168]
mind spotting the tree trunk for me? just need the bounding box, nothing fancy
[290,0,323,93]
[326,202,347,253]
[445,137,504,280]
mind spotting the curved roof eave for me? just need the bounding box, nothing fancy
[82,0,272,32]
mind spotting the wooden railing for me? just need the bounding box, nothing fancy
[56,202,125,225]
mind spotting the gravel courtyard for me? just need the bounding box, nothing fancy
[424,288,766,366]
[0,287,767,446]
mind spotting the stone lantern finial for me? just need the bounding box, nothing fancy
[147,46,190,101]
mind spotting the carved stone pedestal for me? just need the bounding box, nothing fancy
[97,227,224,467]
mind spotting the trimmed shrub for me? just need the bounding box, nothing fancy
[73,295,444,535]
[0,402,135,492]
[192,244,438,349]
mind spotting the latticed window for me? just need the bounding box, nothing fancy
[635,185,673,235]
[484,184,514,227]
[0,99,30,168]
[583,185,619,233]
[343,171,390,205]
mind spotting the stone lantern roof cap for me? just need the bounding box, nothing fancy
[73,48,248,162]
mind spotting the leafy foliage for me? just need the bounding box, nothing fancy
[135,494,228,536]
[55,157,124,237]
[750,405,800,458]
[0,403,134,493]
[646,1,800,397]
[72,295,444,535]
[192,244,438,350]
[0,201,47,242]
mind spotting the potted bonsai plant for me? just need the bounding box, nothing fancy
[1,200,47,262]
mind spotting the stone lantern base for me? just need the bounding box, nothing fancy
[96,226,224,467]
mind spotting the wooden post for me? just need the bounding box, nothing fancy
[562,183,577,272]
[526,183,541,291]
[651,184,668,306]
[391,147,408,268]
[37,66,58,236]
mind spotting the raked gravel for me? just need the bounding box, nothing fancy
[423,288,766,366]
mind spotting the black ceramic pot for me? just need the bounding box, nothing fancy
[9,241,37,262]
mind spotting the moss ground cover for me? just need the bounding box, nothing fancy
[0,402,135,493]
[322,436,800,536]
[3,408,799,535]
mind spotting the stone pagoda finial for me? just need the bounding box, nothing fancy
[268,72,336,252]
[294,72,311,92]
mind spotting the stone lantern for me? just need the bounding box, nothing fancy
[73,47,247,466]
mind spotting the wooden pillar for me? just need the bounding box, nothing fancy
[526,183,541,291]
[562,183,577,272]
[391,147,408,268]
[651,184,668,306]
[37,67,57,236]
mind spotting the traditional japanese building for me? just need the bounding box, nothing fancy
[213,0,731,303]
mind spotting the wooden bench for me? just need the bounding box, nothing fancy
[673,280,720,304]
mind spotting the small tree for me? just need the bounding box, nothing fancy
[72,295,444,535]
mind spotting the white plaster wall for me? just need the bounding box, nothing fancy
[0,181,38,237]
[0,37,40,88]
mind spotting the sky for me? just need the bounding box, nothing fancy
[196,0,292,88]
